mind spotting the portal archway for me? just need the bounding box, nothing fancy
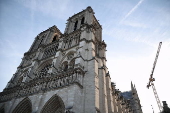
[41,94,65,113]
[12,97,32,113]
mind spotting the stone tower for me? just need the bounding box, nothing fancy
[0,6,142,113]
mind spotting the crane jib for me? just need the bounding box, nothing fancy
[146,42,163,112]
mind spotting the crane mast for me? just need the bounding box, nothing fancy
[147,42,162,112]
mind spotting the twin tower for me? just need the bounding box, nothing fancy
[0,7,142,113]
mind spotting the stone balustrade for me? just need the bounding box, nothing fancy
[42,42,59,59]
[0,68,84,102]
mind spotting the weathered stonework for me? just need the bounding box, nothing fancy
[0,6,142,113]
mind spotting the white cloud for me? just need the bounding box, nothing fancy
[122,21,148,28]
[103,24,170,48]
[120,0,145,23]
[15,0,73,20]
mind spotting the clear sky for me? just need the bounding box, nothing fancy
[0,0,170,112]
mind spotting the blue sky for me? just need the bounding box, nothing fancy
[0,0,170,112]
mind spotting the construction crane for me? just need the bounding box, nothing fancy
[147,42,163,112]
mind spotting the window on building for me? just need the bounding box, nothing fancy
[62,61,68,71]
[74,20,78,31]
[63,40,68,49]
[68,39,72,48]
[41,95,65,113]
[81,17,85,25]
[52,35,57,42]
[12,98,32,113]
[64,64,68,71]
[39,38,43,45]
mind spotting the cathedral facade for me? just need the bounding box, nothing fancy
[0,7,142,113]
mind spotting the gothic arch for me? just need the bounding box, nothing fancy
[51,33,59,43]
[66,51,75,58]
[60,51,76,63]
[59,51,76,70]
[62,61,68,71]
[81,17,85,25]
[36,60,52,77]
[37,60,53,72]
[12,97,32,113]
[40,94,65,113]
[74,20,78,31]
[34,59,52,78]
[68,38,72,48]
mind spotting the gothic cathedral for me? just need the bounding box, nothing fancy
[0,7,142,113]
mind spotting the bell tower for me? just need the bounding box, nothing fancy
[65,6,93,33]
[0,6,113,113]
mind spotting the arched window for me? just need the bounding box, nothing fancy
[62,61,68,71]
[74,20,78,31]
[41,95,65,113]
[12,98,32,113]
[68,39,72,48]
[52,35,58,42]
[39,37,44,45]
[63,40,68,49]
[81,17,85,25]
[64,64,68,71]
[67,53,74,60]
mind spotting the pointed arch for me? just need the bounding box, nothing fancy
[52,35,59,42]
[60,51,76,64]
[37,59,53,72]
[50,33,60,43]
[35,60,52,78]
[62,61,68,71]
[81,17,85,25]
[74,20,78,31]
[12,97,32,113]
[41,94,65,113]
